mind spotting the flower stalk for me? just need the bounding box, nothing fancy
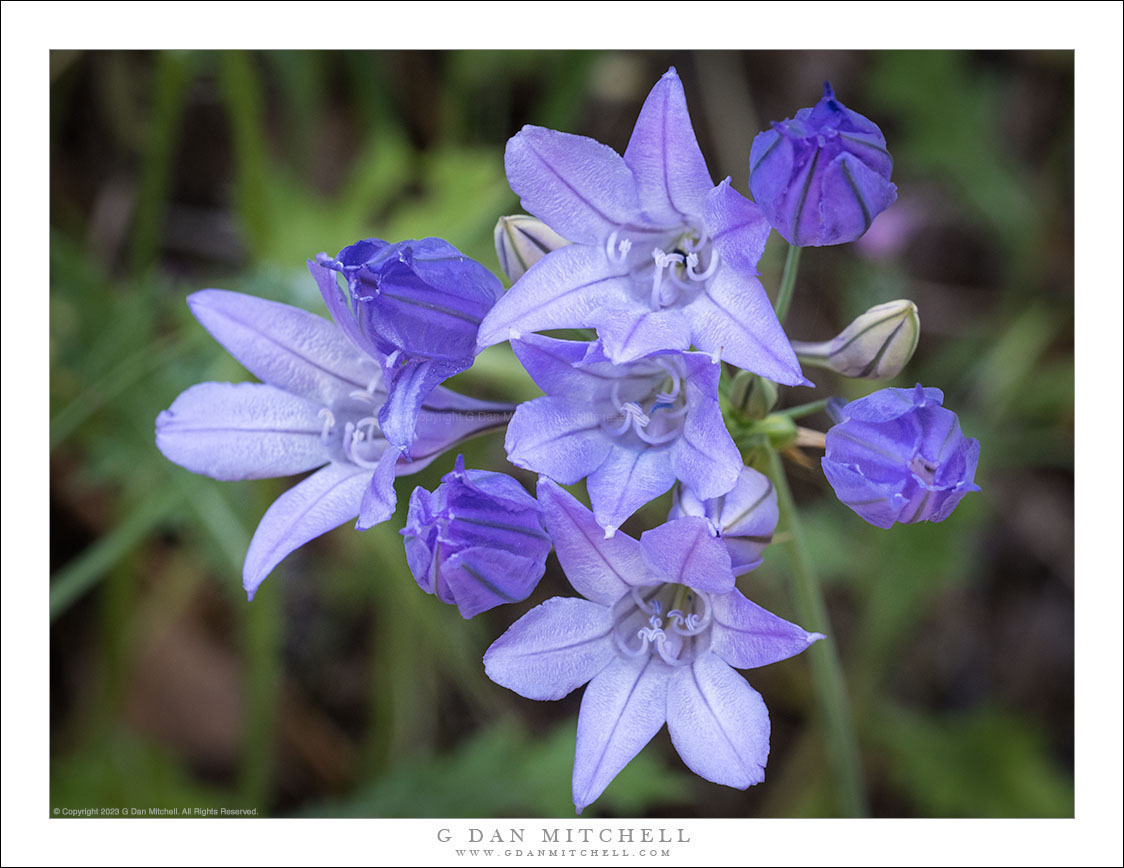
[774,243,802,325]
[765,444,868,818]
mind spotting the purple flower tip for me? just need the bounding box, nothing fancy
[749,84,897,247]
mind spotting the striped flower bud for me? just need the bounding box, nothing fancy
[493,215,569,283]
[791,299,919,380]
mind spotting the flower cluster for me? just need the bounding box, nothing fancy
[155,67,980,813]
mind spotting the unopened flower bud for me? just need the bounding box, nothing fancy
[750,82,897,247]
[402,456,552,618]
[822,384,980,529]
[670,466,778,575]
[493,215,569,283]
[729,370,779,419]
[792,299,919,380]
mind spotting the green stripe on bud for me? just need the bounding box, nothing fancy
[792,299,919,380]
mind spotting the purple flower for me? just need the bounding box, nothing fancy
[477,67,806,386]
[750,82,897,247]
[310,237,503,457]
[504,333,742,536]
[670,465,778,576]
[484,480,822,813]
[402,455,552,619]
[822,384,981,529]
[155,289,513,599]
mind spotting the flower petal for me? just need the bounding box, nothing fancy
[411,389,516,464]
[356,447,400,531]
[510,333,603,398]
[188,289,378,405]
[307,259,383,361]
[484,597,615,699]
[639,517,734,594]
[377,356,458,457]
[710,589,824,669]
[587,307,692,365]
[505,125,644,245]
[817,151,898,246]
[705,178,771,276]
[670,354,742,500]
[506,397,613,485]
[682,265,807,386]
[156,382,327,481]
[666,653,768,789]
[243,462,370,599]
[476,244,634,349]
[819,458,908,529]
[537,479,656,605]
[842,384,943,423]
[440,547,546,619]
[623,67,714,224]
[572,655,668,813]
[586,445,677,535]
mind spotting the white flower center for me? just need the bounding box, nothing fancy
[600,357,689,446]
[605,225,720,312]
[612,584,713,667]
[319,377,388,468]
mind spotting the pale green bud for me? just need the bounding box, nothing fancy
[493,215,569,283]
[729,370,779,419]
[792,299,920,380]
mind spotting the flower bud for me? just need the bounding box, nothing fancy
[792,299,919,380]
[493,215,569,283]
[669,466,778,575]
[749,82,897,247]
[402,456,552,618]
[729,370,779,419]
[310,236,503,455]
[822,385,980,529]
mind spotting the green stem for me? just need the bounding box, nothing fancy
[774,243,802,324]
[776,398,830,420]
[766,446,868,817]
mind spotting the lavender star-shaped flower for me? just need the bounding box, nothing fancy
[155,289,512,598]
[477,67,807,386]
[505,333,742,536]
[484,480,822,812]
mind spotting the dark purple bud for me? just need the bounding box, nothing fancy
[749,82,897,247]
[821,385,980,528]
[401,456,552,618]
[311,237,503,456]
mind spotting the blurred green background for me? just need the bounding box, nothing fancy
[49,50,1074,818]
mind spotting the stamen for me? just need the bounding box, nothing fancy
[682,227,710,253]
[667,592,712,637]
[686,247,720,281]
[630,586,660,615]
[342,417,384,469]
[318,408,336,440]
[650,248,685,309]
[615,630,652,659]
[652,632,690,667]
[633,424,682,446]
[621,402,650,428]
[605,231,633,265]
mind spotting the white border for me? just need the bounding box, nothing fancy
[6,1,1121,865]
